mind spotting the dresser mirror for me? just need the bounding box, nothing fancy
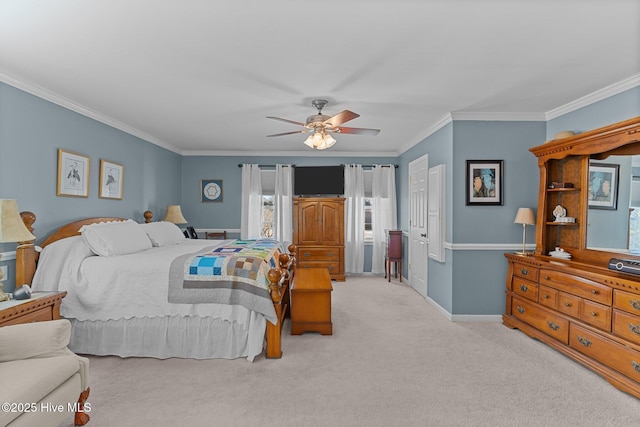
[585,154,636,253]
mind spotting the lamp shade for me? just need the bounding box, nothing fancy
[163,205,188,224]
[0,199,36,243]
[514,207,535,225]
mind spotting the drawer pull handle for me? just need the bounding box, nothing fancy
[327,252,335,257]
[303,252,312,257]
[516,306,525,314]
[544,276,550,280]
[630,299,640,311]
[633,361,640,374]
[591,289,599,295]
[519,284,528,292]
[577,336,592,347]
[547,321,559,331]
[520,268,529,276]
[543,294,550,299]
[629,323,640,336]
[564,302,572,307]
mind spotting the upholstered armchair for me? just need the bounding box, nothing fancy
[0,319,90,426]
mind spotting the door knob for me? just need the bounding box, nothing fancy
[420,233,427,237]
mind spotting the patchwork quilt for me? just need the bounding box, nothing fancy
[168,239,285,324]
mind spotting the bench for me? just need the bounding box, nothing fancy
[290,267,333,335]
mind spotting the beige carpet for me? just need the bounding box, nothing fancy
[62,276,640,427]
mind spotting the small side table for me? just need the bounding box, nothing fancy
[0,291,67,327]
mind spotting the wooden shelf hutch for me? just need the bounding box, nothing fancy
[503,116,640,399]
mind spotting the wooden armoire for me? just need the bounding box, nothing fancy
[292,197,345,281]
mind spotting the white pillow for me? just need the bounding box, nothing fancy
[80,220,152,256]
[140,221,186,247]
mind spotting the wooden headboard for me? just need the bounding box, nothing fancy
[17,213,129,286]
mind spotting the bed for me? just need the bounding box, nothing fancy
[16,213,294,362]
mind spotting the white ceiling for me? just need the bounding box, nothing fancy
[1,1,639,157]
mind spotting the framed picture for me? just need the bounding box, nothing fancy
[466,160,504,206]
[588,163,619,210]
[201,179,223,202]
[99,159,124,200]
[57,149,90,197]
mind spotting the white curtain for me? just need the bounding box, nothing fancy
[273,164,293,246]
[344,164,365,274]
[371,165,398,274]
[241,164,263,239]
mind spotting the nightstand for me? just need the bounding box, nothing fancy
[0,291,67,327]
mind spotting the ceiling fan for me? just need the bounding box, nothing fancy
[266,99,380,150]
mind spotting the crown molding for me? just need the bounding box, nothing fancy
[398,113,453,155]
[182,150,398,157]
[0,71,183,155]
[545,73,640,120]
[451,111,546,121]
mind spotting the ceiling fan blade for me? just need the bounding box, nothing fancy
[266,116,306,127]
[324,110,360,127]
[335,126,380,135]
[266,129,310,137]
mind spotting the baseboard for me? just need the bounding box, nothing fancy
[424,296,501,322]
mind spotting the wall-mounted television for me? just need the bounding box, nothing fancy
[294,165,344,196]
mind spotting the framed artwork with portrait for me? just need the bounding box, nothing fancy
[201,179,223,202]
[466,160,504,206]
[57,149,90,197]
[588,163,619,210]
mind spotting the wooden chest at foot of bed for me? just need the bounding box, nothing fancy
[290,267,333,335]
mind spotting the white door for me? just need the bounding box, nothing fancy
[408,154,429,297]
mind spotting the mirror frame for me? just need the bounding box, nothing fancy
[530,116,640,266]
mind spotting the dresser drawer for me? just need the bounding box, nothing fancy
[570,323,640,383]
[613,309,640,346]
[511,296,569,344]
[512,277,539,302]
[539,285,558,309]
[581,299,612,331]
[613,289,640,315]
[298,261,341,275]
[298,247,341,261]
[513,261,538,282]
[557,292,581,318]
[539,269,612,305]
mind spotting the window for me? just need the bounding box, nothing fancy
[261,169,275,238]
[364,197,373,241]
[262,195,274,238]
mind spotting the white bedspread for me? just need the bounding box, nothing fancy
[32,237,259,326]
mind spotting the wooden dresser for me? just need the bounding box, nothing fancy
[503,116,640,399]
[293,197,345,281]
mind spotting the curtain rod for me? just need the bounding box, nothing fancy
[237,164,295,168]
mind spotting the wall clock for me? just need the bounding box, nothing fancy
[201,179,223,202]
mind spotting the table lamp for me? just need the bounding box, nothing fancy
[163,205,188,224]
[0,199,36,301]
[514,207,535,255]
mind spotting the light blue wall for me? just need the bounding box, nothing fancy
[0,83,182,292]
[2,80,638,315]
[180,155,397,228]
